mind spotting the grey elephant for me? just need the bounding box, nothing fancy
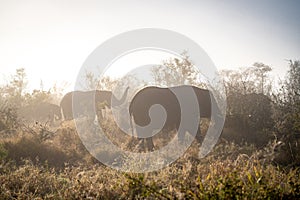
[18,102,61,124]
[60,88,129,120]
[128,85,223,151]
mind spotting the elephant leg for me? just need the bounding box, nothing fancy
[178,126,202,145]
[178,130,185,144]
[138,138,146,152]
[134,138,154,152]
[145,137,154,151]
[127,136,136,151]
[195,126,202,144]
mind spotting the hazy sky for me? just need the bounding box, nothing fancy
[0,0,299,92]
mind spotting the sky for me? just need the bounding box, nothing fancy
[0,0,299,93]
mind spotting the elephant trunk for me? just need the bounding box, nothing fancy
[111,87,129,107]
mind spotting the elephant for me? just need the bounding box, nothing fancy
[128,85,223,151]
[18,102,61,124]
[60,88,129,121]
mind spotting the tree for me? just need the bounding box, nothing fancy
[221,64,274,146]
[272,60,300,166]
[0,68,27,130]
[1,68,28,108]
[151,52,203,87]
[284,60,300,104]
[221,63,272,96]
[274,60,300,135]
[84,71,120,91]
[9,68,27,96]
[253,62,272,95]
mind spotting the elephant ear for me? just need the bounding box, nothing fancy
[111,87,129,107]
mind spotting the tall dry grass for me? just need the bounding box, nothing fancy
[0,119,299,199]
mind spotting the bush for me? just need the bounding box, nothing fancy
[0,103,19,132]
[3,134,69,169]
[273,60,300,167]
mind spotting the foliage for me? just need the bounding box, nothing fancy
[0,102,19,132]
[6,68,28,97]
[0,143,7,161]
[221,64,274,146]
[221,63,272,96]
[0,141,299,199]
[272,60,300,167]
[151,52,204,87]
[0,68,27,108]
[84,71,119,90]
[0,123,95,169]
[24,89,52,107]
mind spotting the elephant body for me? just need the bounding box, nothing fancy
[129,85,220,150]
[60,88,129,120]
[18,102,61,124]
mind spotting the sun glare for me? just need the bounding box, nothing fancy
[103,49,179,79]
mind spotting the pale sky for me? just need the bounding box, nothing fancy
[0,0,299,92]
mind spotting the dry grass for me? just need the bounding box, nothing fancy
[0,120,299,199]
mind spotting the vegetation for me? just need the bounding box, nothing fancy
[1,135,300,199]
[0,58,300,199]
